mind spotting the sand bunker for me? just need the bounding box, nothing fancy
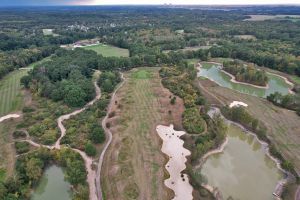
[156,124,193,200]
[229,101,248,108]
[0,114,20,123]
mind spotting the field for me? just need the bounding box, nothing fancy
[82,44,129,57]
[198,78,300,176]
[0,69,29,116]
[0,118,21,181]
[101,68,184,200]
[244,15,300,21]
[42,29,59,36]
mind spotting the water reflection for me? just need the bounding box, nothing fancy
[31,165,72,200]
[198,63,291,98]
[199,125,283,200]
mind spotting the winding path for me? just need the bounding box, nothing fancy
[95,73,125,200]
[54,74,102,200]
[296,186,300,200]
[20,72,102,200]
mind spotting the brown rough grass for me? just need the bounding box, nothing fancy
[101,67,184,200]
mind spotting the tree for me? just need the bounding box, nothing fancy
[64,85,86,107]
[85,142,96,157]
[89,126,105,144]
[20,75,31,89]
[25,158,43,184]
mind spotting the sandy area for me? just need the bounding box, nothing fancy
[156,124,193,200]
[0,114,20,123]
[229,101,248,108]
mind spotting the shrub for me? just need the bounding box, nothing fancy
[13,130,27,139]
[85,142,96,157]
[183,108,205,134]
[15,142,30,154]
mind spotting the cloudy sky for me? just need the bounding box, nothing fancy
[1,0,299,6]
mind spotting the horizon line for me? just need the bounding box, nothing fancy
[1,4,300,7]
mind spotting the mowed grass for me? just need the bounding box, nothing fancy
[82,44,129,57]
[102,68,170,200]
[0,69,28,116]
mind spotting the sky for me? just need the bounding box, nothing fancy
[1,0,300,6]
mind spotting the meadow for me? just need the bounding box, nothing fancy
[82,44,129,57]
[0,69,28,116]
[101,68,184,200]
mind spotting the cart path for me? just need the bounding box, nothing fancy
[95,73,125,200]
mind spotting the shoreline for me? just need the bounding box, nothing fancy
[200,61,295,92]
[200,62,270,89]
[196,107,292,199]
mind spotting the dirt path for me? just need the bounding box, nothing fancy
[55,80,101,149]
[95,73,125,200]
[296,186,300,200]
[0,113,21,123]
[21,72,102,200]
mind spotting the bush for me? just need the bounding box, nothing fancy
[22,106,35,113]
[183,108,206,134]
[170,96,176,105]
[84,142,96,157]
[13,131,27,139]
[89,126,105,144]
[15,142,30,154]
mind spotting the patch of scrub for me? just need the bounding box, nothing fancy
[197,63,293,98]
[156,124,193,200]
[198,124,284,200]
[31,165,72,200]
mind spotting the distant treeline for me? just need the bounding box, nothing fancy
[0,46,57,79]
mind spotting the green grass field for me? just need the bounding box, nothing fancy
[0,69,28,116]
[82,44,129,57]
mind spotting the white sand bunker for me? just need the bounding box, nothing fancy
[0,114,20,123]
[229,101,248,108]
[156,124,193,200]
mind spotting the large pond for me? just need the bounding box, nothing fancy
[31,165,72,200]
[198,63,292,98]
[197,124,283,200]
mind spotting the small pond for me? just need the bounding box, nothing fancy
[31,165,72,200]
[197,124,283,200]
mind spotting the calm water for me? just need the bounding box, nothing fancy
[31,165,72,200]
[198,63,292,98]
[198,124,283,200]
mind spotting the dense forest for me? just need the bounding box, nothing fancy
[223,60,269,86]
[1,6,300,81]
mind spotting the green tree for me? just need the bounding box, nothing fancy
[85,142,96,157]
[26,158,43,184]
